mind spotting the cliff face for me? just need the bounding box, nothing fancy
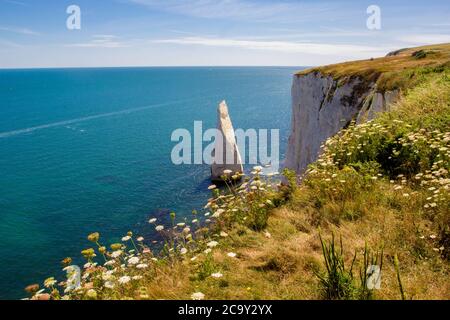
[285,43,450,174]
[285,72,399,173]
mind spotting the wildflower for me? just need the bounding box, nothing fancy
[223,170,233,175]
[87,232,100,243]
[86,289,97,300]
[227,252,237,258]
[220,231,229,238]
[192,219,198,223]
[128,257,140,265]
[104,281,115,289]
[137,237,144,242]
[155,225,164,232]
[211,273,223,279]
[110,243,123,251]
[81,248,96,259]
[111,250,123,258]
[148,218,157,224]
[190,256,198,262]
[102,270,115,280]
[61,257,72,266]
[44,277,57,288]
[180,248,188,255]
[394,186,403,190]
[264,231,272,239]
[136,264,148,269]
[212,209,225,218]
[253,166,263,172]
[183,227,191,234]
[191,292,205,300]
[99,246,106,254]
[122,236,131,242]
[403,193,410,197]
[177,222,186,227]
[204,248,212,254]
[118,276,131,285]
[430,235,437,239]
[208,185,217,190]
[207,241,219,248]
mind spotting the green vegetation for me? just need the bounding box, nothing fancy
[297,43,450,92]
[26,47,449,301]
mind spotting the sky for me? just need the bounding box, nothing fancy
[0,0,449,68]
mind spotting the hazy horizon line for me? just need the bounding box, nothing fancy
[0,65,311,71]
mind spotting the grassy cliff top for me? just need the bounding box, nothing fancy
[297,43,450,91]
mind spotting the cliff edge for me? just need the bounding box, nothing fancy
[285,43,450,174]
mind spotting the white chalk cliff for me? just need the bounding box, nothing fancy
[211,101,244,182]
[285,72,400,174]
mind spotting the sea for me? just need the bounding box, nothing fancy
[0,66,303,299]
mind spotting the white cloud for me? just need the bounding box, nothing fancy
[154,36,387,56]
[0,26,40,36]
[129,0,334,21]
[67,35,128,48]
[399,34,450,45]
[2,0,27,6]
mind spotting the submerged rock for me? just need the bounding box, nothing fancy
[211,101,244,182]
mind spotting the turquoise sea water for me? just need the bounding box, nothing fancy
[0,67,301,299]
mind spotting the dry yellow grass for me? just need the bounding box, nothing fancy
[297,43,450,91]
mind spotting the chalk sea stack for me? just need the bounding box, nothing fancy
[211,101,244,182]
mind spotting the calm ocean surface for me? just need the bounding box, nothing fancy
[0,67,302,299]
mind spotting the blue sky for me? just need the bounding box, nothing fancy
[0,0,449,68]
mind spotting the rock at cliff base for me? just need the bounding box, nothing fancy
[211,101,244,182]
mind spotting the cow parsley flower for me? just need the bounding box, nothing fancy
[207,241,219,248]
[128,257,140,265]
[118,276,131,285]
[211,273,223,278]
[191,292,205,300]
